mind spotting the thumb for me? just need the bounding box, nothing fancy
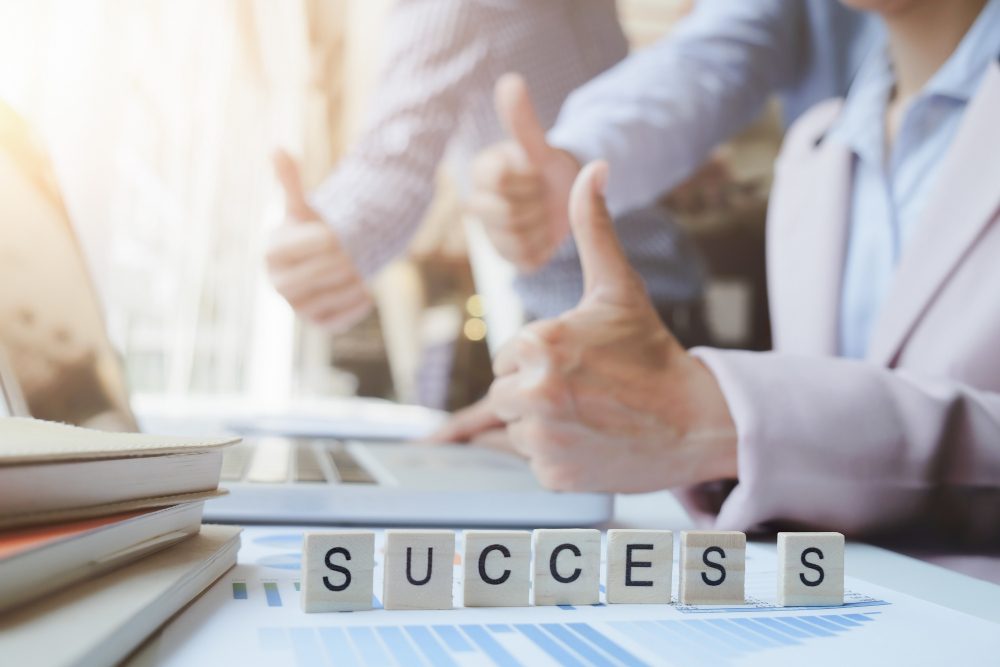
[569,161,637,302]
[273,149,315,221]
[495,73,551,167]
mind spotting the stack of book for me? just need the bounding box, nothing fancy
[0,418,242,666]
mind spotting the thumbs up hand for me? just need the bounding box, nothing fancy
[487,161,738,493]
[266,150,373,332]
[469,74,581,272]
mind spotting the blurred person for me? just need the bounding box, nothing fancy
[464,0,879,286]
[265,0,705,342]
[445,0,1000,545]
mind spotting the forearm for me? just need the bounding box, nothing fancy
[548,0,799,215]
[310,157,437,278]
[309,0,486,277]
[687,348,1000,544]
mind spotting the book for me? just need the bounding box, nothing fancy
[0,502,205,613]
[0,417,238,528]
[0,524,241,667]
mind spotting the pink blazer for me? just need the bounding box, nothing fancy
[682,61,1000,544]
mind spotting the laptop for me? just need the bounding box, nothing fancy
[0,103,612,527]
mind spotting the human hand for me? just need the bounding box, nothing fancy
[266,150,373,332]
[488,160,738,493]
[468,73,581,272]
[421,396,519,455]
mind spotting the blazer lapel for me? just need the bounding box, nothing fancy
[868,63,1000,365]
[770,122,853,356]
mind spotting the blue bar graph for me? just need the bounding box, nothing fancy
[541,623,616,667]
[376,626,423,666]
[262,582,282,607]
[345,626,391,665]
[231,582,247,600]
[567,623,651,667]
[514,624,586,667]
[462,624,521,667]
[318,628,359,667]
[433,625,474,652]
[406,626,459,667]
[257,614,879,666]
[289,627,325,667]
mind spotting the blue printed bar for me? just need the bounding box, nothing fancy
[289,627,325,666]
[462,624,521,667]
[376,626,423,666]
[346,626,391,665]
[567,623,650,667]
[541,623,616,667]
[432,625,474,653]
[231,582,247,600]
[318,628,359,667]
[405,626,459,667]
[262,582,282,607]
[515,624,585,667]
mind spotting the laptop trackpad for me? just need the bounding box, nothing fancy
[353,443,546,492]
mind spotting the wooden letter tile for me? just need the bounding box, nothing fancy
[679,531,746,605]
[777,532,845,606]
[532,529,601,606]
[301,531,374,612]
[606,530,673,604]
[463,530,531,607]
[383,530,455,610]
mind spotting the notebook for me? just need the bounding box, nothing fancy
[0,417,238,528]
[0,502,205,612]
[0,524,241,667]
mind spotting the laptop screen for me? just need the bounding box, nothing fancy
[0,102,137,431]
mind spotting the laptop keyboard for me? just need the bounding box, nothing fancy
[220,438,376,485]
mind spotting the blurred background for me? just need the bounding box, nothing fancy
[0,0,779,413]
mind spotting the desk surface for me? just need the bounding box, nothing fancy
[612,491,1000,625]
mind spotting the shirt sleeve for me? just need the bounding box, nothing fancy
[680,348,1000,545]
[547,0,803,216]
[309,0,489,278]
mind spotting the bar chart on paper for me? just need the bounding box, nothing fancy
[145,528,1000,666]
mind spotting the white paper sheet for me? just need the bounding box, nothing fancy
[141,526,1000,666]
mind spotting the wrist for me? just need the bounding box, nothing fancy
[677,354,739,485]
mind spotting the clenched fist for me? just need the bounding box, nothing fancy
[469,74,581,272]
[266,150,373,332]
[487,161,738,493]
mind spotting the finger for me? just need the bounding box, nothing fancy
[472,145,544,199]
[494,73,551,168]
[423,398,504,443]
[569,160,639,303]
[266,221,343,270]
[492,318,564,376]
[483,225,553,272]
[269,253,360,302]
[273,149,316,221]
[297,282,370,322]
[468,427,521,457]
[314,295,373,333]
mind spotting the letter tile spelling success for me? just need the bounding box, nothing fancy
[605,530,673,604]
[463,530,531,607]
[301,529,847,612]
[777,532,844,606]
[679,531,746,605]
[532,529,601,606]
[301,531,375,612]
[383,530,455,610]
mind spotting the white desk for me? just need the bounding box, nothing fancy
[611,491,1000,625]
[129,491,1000,666]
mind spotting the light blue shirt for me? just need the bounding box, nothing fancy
[831,0,1000,359]
[524,0,880,319]
[549,0,880,217]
